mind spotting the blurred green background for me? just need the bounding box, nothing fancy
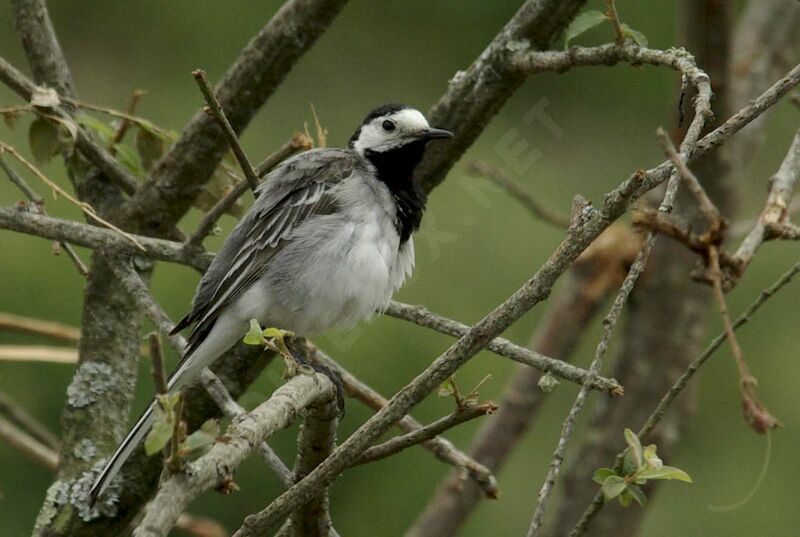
[1,1,799,535]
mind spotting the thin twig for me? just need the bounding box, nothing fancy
[385,301,622,394]
[0,311,80,343]
[468,161,569,228]
[526,237,657,537]
[734,128,800,268]
[357,402,497,465]
[192,69,260,194]
[305,345,500,498]
[0,344,77,364]
[108,89,147,151]
[0,142,145,251]
[568,259,800,537]
[656,127,722,227]
[709,246,780,433]
[605,0,625,45]
[0,390,59,450]
[0,154,88,275]
[0,415,58,469]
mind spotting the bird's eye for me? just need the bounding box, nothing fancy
[382,120,396,132]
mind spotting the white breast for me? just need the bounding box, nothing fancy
[249,174,415,335]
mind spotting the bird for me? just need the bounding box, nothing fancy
[89,103,453,502]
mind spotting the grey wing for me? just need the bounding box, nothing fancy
[171,148,357,355]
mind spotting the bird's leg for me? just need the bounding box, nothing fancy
[285,337,346,414]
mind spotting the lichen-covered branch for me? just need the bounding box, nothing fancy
[133,373,336,537]
[289,397,339,537]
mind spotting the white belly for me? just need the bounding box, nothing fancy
[242,209,415,335]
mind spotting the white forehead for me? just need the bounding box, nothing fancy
[387,108,430,130]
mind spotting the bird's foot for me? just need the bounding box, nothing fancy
[283,341,345,415]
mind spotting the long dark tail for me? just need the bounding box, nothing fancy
[88,403,155,503]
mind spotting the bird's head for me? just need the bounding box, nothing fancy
[349,103,453,157]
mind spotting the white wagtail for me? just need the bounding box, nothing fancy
[89,103,452,501]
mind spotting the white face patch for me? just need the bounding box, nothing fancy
[353,108,432,155]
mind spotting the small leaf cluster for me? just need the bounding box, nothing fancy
[593,429,692,508]
[564,10,648,49]
[243,319,295,359]
[144,392,219,460]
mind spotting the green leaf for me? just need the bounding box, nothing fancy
[626,484,647,507]
[564,10,609,49]
[243,319,265,346]
[637,465,692,483]
[200,418,219,436]
[621,23,648,47]
[592,467,617,485]
[262,327,292,340]
[144,413,173,456]
[618,488,632,507]
[179,427,216,455]
[77,114,115,145]
[643,444,662,469]
[438,381,455,398]
[28,118,61,165]
[113,143,144,176]
[135,125,165,171]
[538,372,560,393]
[624,428,643,469]
[601,475,628,502]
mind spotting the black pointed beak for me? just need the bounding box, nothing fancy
[420,127,454,140]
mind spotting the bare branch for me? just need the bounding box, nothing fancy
[734,128,800,268]
[357,403,497,465]
[304,345,499,498]
[0,344,77,364]
[656,127,722,227]
[0,415,59,470]
[468,161,569,228]
[386,301,622,394]
[0,207,213,271]
[0,390,60,450]
[133,373,336,537]
[0,311,80,344]
[193,69,260,193]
